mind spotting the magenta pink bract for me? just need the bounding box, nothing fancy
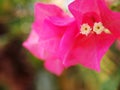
[23,0,120,75]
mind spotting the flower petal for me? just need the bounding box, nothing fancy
[96,33,116,66]
[44,58,64,75]
[38,38,60,60]
[23,30,43,59]
[34,3,67,22]
[47,16,75,26]
[63,33,115,71]
[28,3,76,70]
[58,22,78,65]
[65,34,100,71]
[34,3,74,35]
[22,29,60,60]
[97,0,120,37]
[33,2,75,40]
[68,0,100,26]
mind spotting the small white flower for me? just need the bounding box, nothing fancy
[93,22,104,34]
[80,23,92,36]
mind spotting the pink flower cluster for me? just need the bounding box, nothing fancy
[23,0,120,75]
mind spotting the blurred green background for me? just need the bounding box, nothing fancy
[0,0,120,90]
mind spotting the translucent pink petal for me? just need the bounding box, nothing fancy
[95,33,116,62]
[33,3,75,57]
[97,0,120,37]
[44,58,64,76]
[34,3,73,35]
[63,33,115,71]
[58,22,78,65]
[34,3,67,22]
[47,16,75,26]
[23,27,61,61]
[38,38,60,60]
[65,34,100,71]
[32,17,74,39]
[23,30,43,59]
[23,29,64,75]
[68,0,100,26]
[32,20,61,40]
[34,20,71,58]
[33,2,75,40]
